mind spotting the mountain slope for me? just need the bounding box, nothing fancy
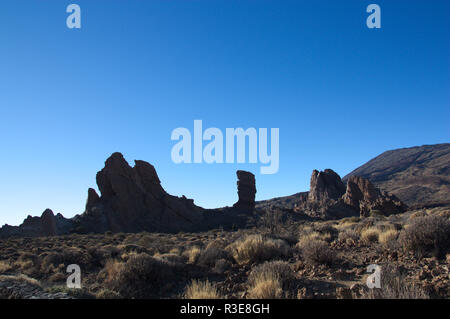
[343,144,450,206]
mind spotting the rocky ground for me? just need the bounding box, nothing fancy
[0,205,448,299]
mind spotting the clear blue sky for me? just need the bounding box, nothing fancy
[0,0,449,226]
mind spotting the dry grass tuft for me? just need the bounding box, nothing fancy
[0,260,12,273]
[184,280,222,299]
[360,227,380,244]
[227,234,289,265]
[378,229,398,249]
[247,273,283,299]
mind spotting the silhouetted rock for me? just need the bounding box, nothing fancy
[85,188,100,211]
[0,208,65,238]
[233,170,256,210]
[40,209,57,236]
[78,152,204,233]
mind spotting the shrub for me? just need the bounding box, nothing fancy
[0,260,12,273]
[197,245,231,267]
[313,224,338,241]
[247,274,283,299]
[227,235,289,265]
[103,253,178,298]
[248,261,294,290]
[339,216,360,225]
[184,246,201,264]
[41,247,91,273]
[247,261,293,299]
[359,264,429,299]
[212,259,231,274]
[154,253,186,265]
[399,215,450,258]
[378,229,398,249]
[87,245,121,268]
[338,229,360,246]
[360,227,380,244]
[95,288,121,299]
[299,239,336,265]
[298,231,330,246]
[184,280,222,299]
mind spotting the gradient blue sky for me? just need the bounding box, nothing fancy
[1,0,449,226]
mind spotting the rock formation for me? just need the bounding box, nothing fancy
[308,169,346,202]
[85,188,100,211]
[292,169,407,219]
[40,209,57,236]
[343,176,407,217]
[76,152,204,233]
[0,151,411,238]
[0,152,262,238]
[233,170,256,210]
[0,209,59,238]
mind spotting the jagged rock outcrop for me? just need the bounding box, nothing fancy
[308,169,346,202]
[0,152,262,238]
[0,209,61,238]
[40,209,57,236]
[293,169,407,219]
[343,176,407,217]
[85,188,100,211]
[233,170,256,210]
[76,152,204,233]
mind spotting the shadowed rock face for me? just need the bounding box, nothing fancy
[85,188,100,211]
[292,170,406,219]
[0,152,261,238]
[40,209,57,236]
[233,170,256,211]
[0,209,58,238]
[343,176,407,217]
[78,152,204,233]
[308,169,346,202]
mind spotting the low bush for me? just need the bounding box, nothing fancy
[298,239,336,265]
[103,253,179,298]
[399,215,450,258]
[227,235,289,265]
[360,227,380,244]
[184,280,222,299]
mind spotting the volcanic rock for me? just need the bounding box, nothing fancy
[40,209,57,236]
[233,170,256,210]
[308,169,346,202]
[78,152,204,233]
[85,188,100,211]
[343,176,407,217]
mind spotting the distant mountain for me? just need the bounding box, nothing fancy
[343,144,450,206]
